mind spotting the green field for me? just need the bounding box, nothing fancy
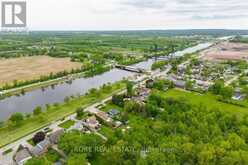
[161,89,248,118]
[58,120,75,129]
[0,82,125,147]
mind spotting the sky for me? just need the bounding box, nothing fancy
[14,0,248,30]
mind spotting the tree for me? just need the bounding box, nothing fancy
[145,103,160,117]
[126,81,134,97]
[9,113,24,125]
[112,94,125,107]
[32,131,46,144]
[210,80,225,95]
[152,79,169,91]
[220,86,233,100]
[33,106,42,116]
[124,101,145,115]
[76,107,85,119]
[59,131,103,159]
[185,80,193,90]
[67,153,87,165]
[25,157,50,165]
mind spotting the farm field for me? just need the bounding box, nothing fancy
[0,56,81,86]
[201,41,248,61]
[160,89,248,118]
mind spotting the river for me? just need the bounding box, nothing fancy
[0,42,213,121]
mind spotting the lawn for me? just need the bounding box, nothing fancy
[58,120,75,129]
[98,126,115,140]
[161,89,248,118]
[100,103,123,113]
[27,138,35,146]
[0,81,125,147]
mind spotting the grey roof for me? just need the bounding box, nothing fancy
[167,76,185,88]
[174,80,186,87]
[108,109,120,116]
[14,147,32,165]
[49,129,64,144]
[31,139,51,156]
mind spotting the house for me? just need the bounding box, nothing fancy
[107,109,120,118]
[96,111,114,126]
[177,64,186,75]
[31,139,51,157]
[14,145,32,165]
[133,87,151,102]
[68,121,86,132]
[83,116,101,131]
[232,88,245,100]
[48,129,64,144]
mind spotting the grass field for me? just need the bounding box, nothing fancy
[0,82,125,147]
[0,56,81,86]
[58,120,75,129]
[161,89,248,118]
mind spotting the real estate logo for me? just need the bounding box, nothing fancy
[1,1,26,28]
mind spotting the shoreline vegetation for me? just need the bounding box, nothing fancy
[0,64,113,99]
[0,81,126,147]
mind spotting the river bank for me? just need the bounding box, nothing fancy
[0,42,214,122]
[0,81,126,147]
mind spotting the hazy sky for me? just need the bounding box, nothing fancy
[22,0,248,30]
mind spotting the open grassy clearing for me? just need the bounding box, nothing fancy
[160,89,248,118]
[0,82,125,147]
[100,102,123,112]
[58,120,75,129]
[0,56,81,86]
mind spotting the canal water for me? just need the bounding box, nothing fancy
[0,42,213,121]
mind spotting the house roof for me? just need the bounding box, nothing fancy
[173,80,185,87]
[96,111,113,122]
[31,139,51,156]
[49,129,64,144]
[108,109,120,116]
[86,116,99,125]
[14,146,32,165]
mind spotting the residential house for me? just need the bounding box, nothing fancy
[107,109,120,118]
[167,76,186,89]
[173,80,186,89]
[133,87,151,102]
[31,139,51,157]
[83,116,101,131]
[14,145,32,165]
[48,129,64,144]
[68,121,86,132]
[232,88,245,100]
[96,111,114,127]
